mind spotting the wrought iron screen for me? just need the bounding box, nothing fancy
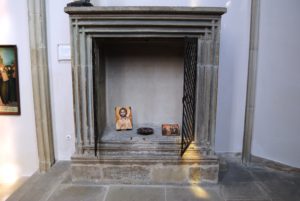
[181,38,198,156]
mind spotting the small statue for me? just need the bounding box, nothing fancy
[67,0,93,7]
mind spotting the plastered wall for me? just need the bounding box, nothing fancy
[0,0,38,182]
[0,0,253,180]
[45,0,252,161]
[3,0,299,180]
[252,0,300,168]
[46,0,300,168]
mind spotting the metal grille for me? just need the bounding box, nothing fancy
[181,38,198,156]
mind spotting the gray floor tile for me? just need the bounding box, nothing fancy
[250,169,300,200]
[7,162,70,201]
[249,169,287,182]
[0,177,28,201]
[221,182,269,200]
[5,157,300,201]
[105,186,165,201]
[225,200,270,201]
[166,186,223,201]
[289,174,300,186]
[47,184,107,201]
[257,178,300,200]
[219,162,255,184]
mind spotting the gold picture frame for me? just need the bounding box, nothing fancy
[0,45,21,115]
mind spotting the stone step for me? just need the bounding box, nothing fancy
[86,141,206,152]
[73,148,215,165]
[71,143,219,185]
[71,151,219,185]
[79,142,212,162]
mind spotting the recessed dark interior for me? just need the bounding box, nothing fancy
[93,38,185,142]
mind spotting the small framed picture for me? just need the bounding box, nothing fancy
[115,106,133,131]
[0,45,21,115]
[162,124,180,136]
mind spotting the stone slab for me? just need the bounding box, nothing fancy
[71,163,219,184]
[64,6,227,15]
[101,125,180,143]
[103,166,150,184]
[221,182,269,200]
[166,186,223,201]
[251,171,300,201]
[189,166,219,183]
[225,200,271,201]
[71,143,219,184]
[47,184,107,201]
[219,161,254,184]
[105,186,165,201]
[152,166,187,184]
[72,165,102,182]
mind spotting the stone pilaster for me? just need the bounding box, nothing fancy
[242,0,261,165]
[27,0,55,172]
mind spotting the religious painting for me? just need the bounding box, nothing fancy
[162,124,180,136]
[0,45,20,115]
[115,106,133,130]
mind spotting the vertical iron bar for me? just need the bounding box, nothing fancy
[181,38,198,156]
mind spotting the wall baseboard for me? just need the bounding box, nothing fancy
[251,155,300,173]
[217,152,300,173]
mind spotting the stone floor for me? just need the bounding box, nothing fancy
[0,177,28,201]
[5,154,300,201]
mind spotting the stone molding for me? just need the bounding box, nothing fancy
[65,6,226,184]
[242,0,261,165]
[27,0,55,172]
[64,6,226,155]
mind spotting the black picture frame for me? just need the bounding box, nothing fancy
[0,45,21,115]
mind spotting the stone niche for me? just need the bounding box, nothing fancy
[65,6,226,184]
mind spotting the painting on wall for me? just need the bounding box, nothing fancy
[0,45,20,115]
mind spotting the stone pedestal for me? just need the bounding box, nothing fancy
[71,143,219,184]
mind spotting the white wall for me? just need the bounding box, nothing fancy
[252,0,300,168]
[0,0,38,183]
[46,0,75,160]
[45,0,252,161]
[3,0,298,178]
[0,0,254,179]
[213,0,251,152]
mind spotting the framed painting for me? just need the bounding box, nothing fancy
[0,45,20,115]
[115,106,133,131]
[162,124,180,136]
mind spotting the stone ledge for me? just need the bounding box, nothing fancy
[64,6,227,15]
[71,151,219,165]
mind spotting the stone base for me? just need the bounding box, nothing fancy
[72,163,219,185]
[71,143,219,185]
